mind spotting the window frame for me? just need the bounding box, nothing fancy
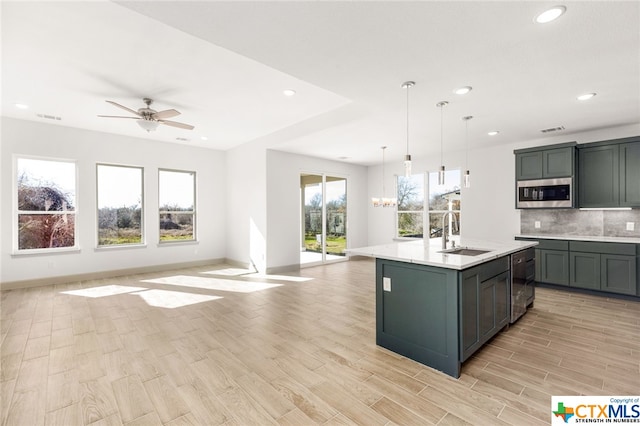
[158,168,197,244]
[395,172,427,239]
[96,163,145,248]
[13,154,79,254]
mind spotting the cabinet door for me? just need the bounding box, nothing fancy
[479,279,495,341]
[569,252,601,290]
[601,254,637,295]
[620,142,640,207]
[579,145,619,207]
[543,147,573,178]
[539,249,569,285]
[493,271,510,330]
[516,151,543,180]
[460,268,480,361]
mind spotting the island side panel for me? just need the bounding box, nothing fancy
[375,258,460,378]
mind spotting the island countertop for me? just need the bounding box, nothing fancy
[347,238,538,270]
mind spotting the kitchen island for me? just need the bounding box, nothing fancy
[348,238,538,378]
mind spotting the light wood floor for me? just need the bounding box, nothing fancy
[1,258,639,425]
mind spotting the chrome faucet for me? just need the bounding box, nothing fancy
[442,211,459,250]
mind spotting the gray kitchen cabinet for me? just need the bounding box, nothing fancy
[515,144,575,180]
[578,144,619,207]
[460,257,510,362]
[517,237,639,297]
[578,138,640,208]
[539,249,569,286]
[601,254,637,295]
[570,251,601,290]
[620,141,640,207]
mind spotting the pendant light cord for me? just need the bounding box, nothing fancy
[406,87,410,156]
[465,118,469,169]
[440,104,444,166]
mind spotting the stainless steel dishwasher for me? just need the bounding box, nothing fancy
[510,247,536,323]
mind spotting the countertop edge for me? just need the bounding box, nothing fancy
[516,234,640,244]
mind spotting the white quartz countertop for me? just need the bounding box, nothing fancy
[516,234,640,244]
[347,239,538,270]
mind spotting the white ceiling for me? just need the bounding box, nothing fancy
[2,1,639,166]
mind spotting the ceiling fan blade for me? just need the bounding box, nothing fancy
[97,115,139,119]
[105,100,141,117]
[159,120,194,130]
[152,109,181,120]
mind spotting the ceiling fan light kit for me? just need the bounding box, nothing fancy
[98,97,195,132]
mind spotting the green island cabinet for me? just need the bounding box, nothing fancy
[578,137,640,208]
[375,256,510,378]
[515,142,576,180]
[517,237,639,296]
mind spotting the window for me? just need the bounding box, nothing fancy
[97,164,143,246]
[159,169,196,242]
[15,157,77,251]
[396,173,425,238]
[428,169,461,240]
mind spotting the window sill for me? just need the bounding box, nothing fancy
[157,240,199,247]
[11,247,81,257]
[94,244,147,252]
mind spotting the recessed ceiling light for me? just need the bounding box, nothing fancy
[15,103,29,109]
[488,131,500,136]
[283,89,296,97]
[200,136,208,141]
[453,86,472,95]
[535,5,566,24]
[577,93,596,101]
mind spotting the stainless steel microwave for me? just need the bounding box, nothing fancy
[516,177,573,208]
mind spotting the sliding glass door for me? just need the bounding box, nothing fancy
[300,173,347,265]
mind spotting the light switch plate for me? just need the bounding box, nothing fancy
[627,222,635,231]
[534,221,541,229]
[383,277,391,292]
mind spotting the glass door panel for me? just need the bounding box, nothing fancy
[325,176,347,260]
[301,174,323,264]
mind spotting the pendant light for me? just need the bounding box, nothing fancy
[402,81,415,177]
[462,115,473,188]
[372,146,397,207]
[436,101,449,185]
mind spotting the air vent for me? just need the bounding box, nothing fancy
[36,113,61,121]
[540,126,565,133]
[176,137,190,142]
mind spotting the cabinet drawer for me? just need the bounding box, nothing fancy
[570,241,636,255]
[535,239,569,251]
[480,256,509,281]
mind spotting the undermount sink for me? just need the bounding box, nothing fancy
[439,247,491,256]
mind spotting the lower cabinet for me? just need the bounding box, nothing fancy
[539,249,569,286]
[517,237,639,297]
[570,252,600,290]
[601,254,637,295]
[460,258,510,362]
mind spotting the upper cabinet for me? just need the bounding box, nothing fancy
[515,143,576,180]
[578,137,640,208]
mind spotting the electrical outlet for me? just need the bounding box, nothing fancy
[534,221,541,229]
[627,222,635,231]
[383,277,391,292]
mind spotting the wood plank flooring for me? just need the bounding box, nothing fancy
[1,258,639,425]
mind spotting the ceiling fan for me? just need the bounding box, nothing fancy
[98,98,194,132]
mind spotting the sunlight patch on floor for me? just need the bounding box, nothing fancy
[140,275,283,293]
[131,289,222,309]
[61,285,148,298]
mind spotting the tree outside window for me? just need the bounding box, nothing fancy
[396,173,425,238]
[159,169,196,242]
[428,169,461,240]
[97,164,143,246]
[16,157,76,251]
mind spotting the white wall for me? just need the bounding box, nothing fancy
[366,123,640,245]
[266,150,368,271]
[225,140,267,272]
[1,117,227,284]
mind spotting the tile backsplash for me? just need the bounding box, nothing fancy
[520,209,640,238]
